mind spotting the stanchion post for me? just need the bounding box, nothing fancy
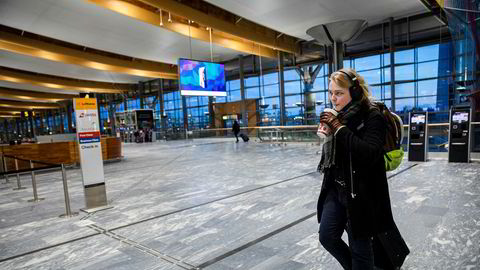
[13,158,26,190]
[2,154,9,183]
[27,160,44,202]
[59,164,78,218]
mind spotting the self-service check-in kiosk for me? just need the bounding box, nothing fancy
[408,112,428,161]
[448,108,472,163]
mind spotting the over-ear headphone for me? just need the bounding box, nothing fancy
[337,70,362,101]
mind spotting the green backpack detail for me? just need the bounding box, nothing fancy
[370,102,404,171]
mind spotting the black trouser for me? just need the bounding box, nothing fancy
[234,132,239,142]
[319,188,374,270]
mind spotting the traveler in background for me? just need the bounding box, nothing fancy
[232,120,240,143]
[316,68,395,270]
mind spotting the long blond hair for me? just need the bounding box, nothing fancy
[329,68,371,105]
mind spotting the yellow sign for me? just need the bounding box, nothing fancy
[75,98,97,110]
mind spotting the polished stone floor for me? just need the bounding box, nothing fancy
[0,138,479,269]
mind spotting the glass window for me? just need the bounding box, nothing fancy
[395,64,414,81]
[358,69,381,85]
[382,68,391,83]
[263,72,278,85]
[418,96,437,111]
[354,55,380,71]
[418,61,439,79]
[229,79,241,90]
[418,79,438,96]
[284,81,301,95]
[417,44,439,62]
[229,90,241,102]
[285,95,302,107]
[263,84,279,97]
[286,107,302,117]
[245,76,259,87]
[384,85,391,99]
[395,49,414,64]
[313,76,326,91]
[383,53,391,66]
[246,87,260,99]
[370,86,382,100]
[343,59,352,69]
[395,98,414,113]
[395,82,414,98]
[215,96,226,103]
[284,69,300,81]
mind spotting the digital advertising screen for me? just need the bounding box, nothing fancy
[178,59,227,97]
[411,114,426,124]
[452,112,469,123]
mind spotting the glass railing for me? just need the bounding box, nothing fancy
[151,122,480,153]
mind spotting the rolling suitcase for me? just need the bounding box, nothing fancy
[240,133,249,142]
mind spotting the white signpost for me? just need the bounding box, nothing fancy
[74,98,111,212]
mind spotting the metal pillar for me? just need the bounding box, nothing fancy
[159,79,166,132]
[27,160,44,202]
[333,41,344,71]
[239,55,247,127]
[59,164,78,217]
[278,51,286,126]
[67,102,73,133]
[13,159,26,190]
[389,17,396,112]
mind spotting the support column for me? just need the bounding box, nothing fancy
[159,79,166,131]
[208,97,215,128]
[333,41,344,71]
[51,110,57,134]
[67,102,73,133]
[40,111,45,134]
[239,55,247,126]
[297,65,322,125]
[59,108,65,133]
[139,82,145,109]
[3,119,9,142]
[16,118,21,136]
[389,17,396,112]
[278,51,286,126]
[182,96,188,132]
[28,111,36,139]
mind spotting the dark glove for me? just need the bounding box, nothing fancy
[319,112,344,134]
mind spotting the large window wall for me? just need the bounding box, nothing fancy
[100,42,454,135]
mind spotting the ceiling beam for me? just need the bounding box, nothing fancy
[87,0,284,59]
[136,0,298,53]
[0,67,131,94]
[0,99,61,110]
[0,26,178,79]
[0,87,78,102]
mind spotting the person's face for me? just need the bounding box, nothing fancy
[328,80,352,111]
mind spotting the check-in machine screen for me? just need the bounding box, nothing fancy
[411,114,426,124]
[452,112,469,123]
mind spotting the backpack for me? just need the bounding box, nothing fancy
[370,101,404,171]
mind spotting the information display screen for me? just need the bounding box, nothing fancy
[178,59,226,96]
[411,114,426,124]
[452,112,469,123]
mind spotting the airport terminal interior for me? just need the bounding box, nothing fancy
[0,0,479,269]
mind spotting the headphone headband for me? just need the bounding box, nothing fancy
[336,70,361,100]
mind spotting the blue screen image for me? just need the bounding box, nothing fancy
[178,59,226,96]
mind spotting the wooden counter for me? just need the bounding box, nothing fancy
[0,137,122,171]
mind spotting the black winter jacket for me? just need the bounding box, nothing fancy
[317,104,395,239]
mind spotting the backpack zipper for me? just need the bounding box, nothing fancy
[349,137,356,199]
